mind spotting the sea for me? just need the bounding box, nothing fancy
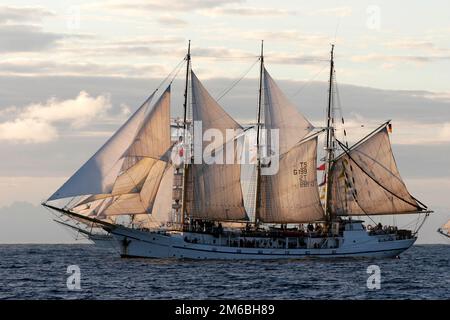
[0,244,448,300]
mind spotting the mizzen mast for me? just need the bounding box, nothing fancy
[324,44,335,223]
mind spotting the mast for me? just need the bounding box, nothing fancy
[324,44,335,223]
[254,40,264,226]
[181,40,191,230]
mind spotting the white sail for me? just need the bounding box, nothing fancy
[186,71,247,221]
[329,127,422,216]
[132,166,175,228]
[123,87,172,162]
[263,68,314,154]
[73,87,172,216]
[102,160,169,215]
[101,88,172,215]
[259,137,325,223]
[48,93,155,201]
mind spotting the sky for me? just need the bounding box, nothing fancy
[0,0,449,243]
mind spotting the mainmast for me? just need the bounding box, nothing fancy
[324,44,335,223]
[254,40,264,227]
[181,40,191,230]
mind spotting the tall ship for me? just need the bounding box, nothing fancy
[438,220,450,238]
[43,42,432,259]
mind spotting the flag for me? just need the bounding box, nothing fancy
[317,163,326,171]
[388,123,393,133]
[319,176,327,187]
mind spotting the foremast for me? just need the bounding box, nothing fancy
[254,40,264,228]
[324,44,336,225]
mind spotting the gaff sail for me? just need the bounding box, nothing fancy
[328,126,423,216]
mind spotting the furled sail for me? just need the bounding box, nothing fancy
[186,71,248,221]
[263,68,314,154]
[259,138,325,223]
[329,127,422,216]
[257,68,324,223]
[48,92,155,201]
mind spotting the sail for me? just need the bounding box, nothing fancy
[263,68,314,154]
[101,88,172,216]
[186,71,247,221]
[123,87,171,161]
[102,160,169,215]
[48,92,155,201]
[259,137,325,223]
[329,127,422,216]
[132,166,175,228]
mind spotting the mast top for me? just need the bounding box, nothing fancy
[260,40,264,61]
[186,40,191,60]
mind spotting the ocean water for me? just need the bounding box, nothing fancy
[0,244,448,300]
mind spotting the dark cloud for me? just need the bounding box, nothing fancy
[0,75,449,179]
[0,60,167,76]
[0,24,64,52]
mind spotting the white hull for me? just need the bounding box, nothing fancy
[89,233,120,250]
[110,224,416,260]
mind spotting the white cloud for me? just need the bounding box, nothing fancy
[0,91,111,143]
[0,118,57,143]
[22,91,111,128]
[120,103,132,116]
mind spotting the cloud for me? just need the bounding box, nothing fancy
[0,59,168,77]
[266,52,328,65]
[0,24,64,52]
[201,6,293,17]
[308,7,352,17]
[157,15,188,27]
[351,53,450,64]
[22,91,111,127]
[242,30,331,47]
[0,5,55,23]
[329,118,450,146]
[0,118,57,143]
[89,0,243,13]
[0,91,112,143]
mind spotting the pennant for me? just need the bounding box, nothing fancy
[317,163,326,171]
